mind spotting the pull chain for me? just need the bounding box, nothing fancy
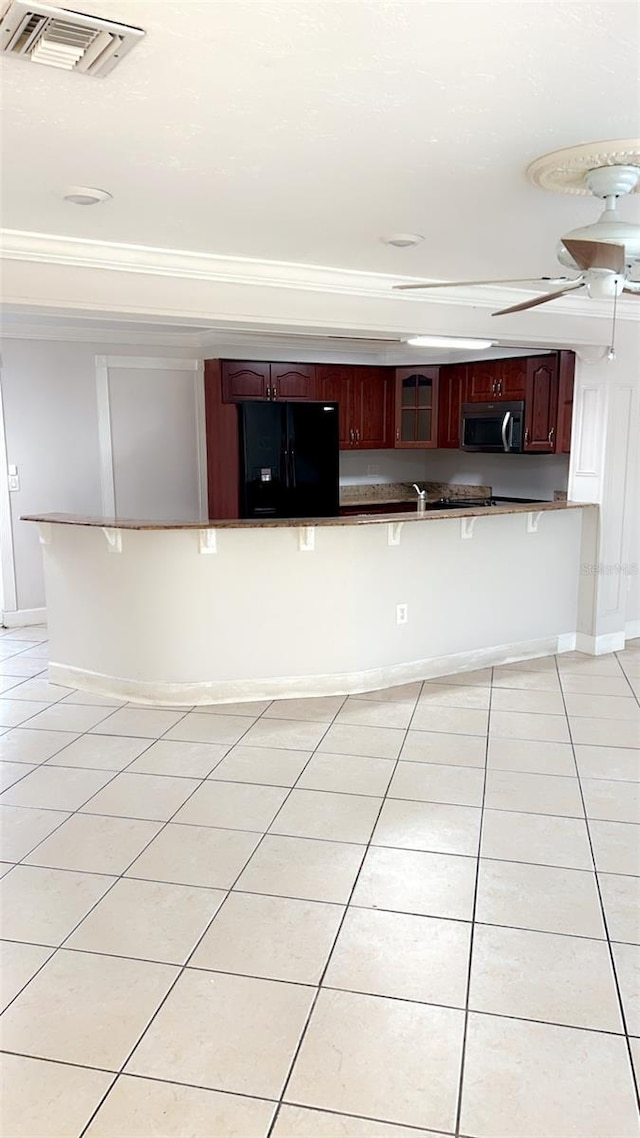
[607,285,619,361]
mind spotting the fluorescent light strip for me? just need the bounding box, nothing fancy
[407,335,495,349]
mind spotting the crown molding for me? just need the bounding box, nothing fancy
[0,321,203,348]
[2,228,639,322]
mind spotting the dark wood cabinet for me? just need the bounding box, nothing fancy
[524,356,559,452]
[438,350,574,453]
[437,364,467,449]
[394,367,439,448]
[557,350,576,454]
[221,361,270,402]
[465,362,495,402]
[465,357,526,401]
[315,365,353,447]
[205,359,240,519]
[497,357,527,400]
[270,363,316,401]
[353,367,394,449]
[221,361,315,402]
[316,365,393,449]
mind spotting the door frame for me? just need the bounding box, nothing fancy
[95,355,207,521]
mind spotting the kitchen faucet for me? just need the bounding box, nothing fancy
[412,484,427,514]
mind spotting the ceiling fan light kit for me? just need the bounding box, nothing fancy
[394,139,640,332]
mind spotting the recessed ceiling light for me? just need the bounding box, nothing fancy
[63,186,112,205]
[382,233,424,248]
[407,335,495,349]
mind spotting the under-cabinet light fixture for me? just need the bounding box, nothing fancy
[406,336,495,349]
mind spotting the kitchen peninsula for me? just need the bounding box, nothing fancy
[24,501,588,705]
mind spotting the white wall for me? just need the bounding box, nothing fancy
[43,508,585,702]
[340,446,569,499]
[0,340,201,614]
[340,448,431,487]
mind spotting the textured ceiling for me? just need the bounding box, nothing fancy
[1,0,639,280]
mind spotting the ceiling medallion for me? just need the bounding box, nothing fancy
[527,139,640,195]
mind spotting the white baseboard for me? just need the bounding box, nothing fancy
[625,620,640,642]
[574,631,626,656]
[1,607,47,628]
[50,633,576,705]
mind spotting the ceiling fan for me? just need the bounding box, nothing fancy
[394,162,640,316]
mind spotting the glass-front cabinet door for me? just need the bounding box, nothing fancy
[394,367,439,448]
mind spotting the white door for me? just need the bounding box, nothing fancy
[97,356,206,522]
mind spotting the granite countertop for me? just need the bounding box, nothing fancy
[340,481,491,506]
[22,502,587,531]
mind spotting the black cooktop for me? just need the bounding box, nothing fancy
[428,497,495,510]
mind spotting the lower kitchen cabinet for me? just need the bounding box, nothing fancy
[524,356,559,452]
[394,367,439,448]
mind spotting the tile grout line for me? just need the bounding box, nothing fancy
[554,652,640,1114]
[614,651,640,708]
[265,680,429,1137]
[0,700,245,1019]
[452,668,493,1138]
[1,651,638,1131]
[74,691,351,1137]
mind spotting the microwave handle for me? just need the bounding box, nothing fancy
[501,410,512,452]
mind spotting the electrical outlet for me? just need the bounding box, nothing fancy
[8,473,20,492]
[396,603,408,625]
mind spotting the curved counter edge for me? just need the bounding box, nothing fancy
[29,505,594,705]
[21,500,583,530]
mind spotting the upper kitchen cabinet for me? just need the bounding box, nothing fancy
[557,350,576,454]
[394,367,439,448]
[221,361,270,401]
[437,364,467,449]
[221,361,316,402]
[270,363,316,401]
[315,365,353,447]
[316,365,393,449]
[354,366,394,449]
[524,355,559,452]
[465,357,526,401]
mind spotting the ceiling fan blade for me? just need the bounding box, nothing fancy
[492,281,586,317]
[562,239,626,274]
[394,276,570,291]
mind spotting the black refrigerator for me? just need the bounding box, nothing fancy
[238,401,339,519]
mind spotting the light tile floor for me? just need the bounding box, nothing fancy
[0,624,639,1138]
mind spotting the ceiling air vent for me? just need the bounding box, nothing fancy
[0,0,144,76]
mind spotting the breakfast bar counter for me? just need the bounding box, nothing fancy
[24,503,590,704]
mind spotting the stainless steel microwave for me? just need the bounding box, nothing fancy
[461,400,525,453]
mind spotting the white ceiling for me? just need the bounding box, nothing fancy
[2,0,639,283]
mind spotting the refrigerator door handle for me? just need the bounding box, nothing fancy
[289,445,297,489]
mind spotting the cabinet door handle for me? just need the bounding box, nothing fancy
[524,428,530,446]
[396,427,400,442]
[349,427,355,444]
[272,388,277,400]
[266,386,271,399]
[548,427,555,444]
[355,428,360,443]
